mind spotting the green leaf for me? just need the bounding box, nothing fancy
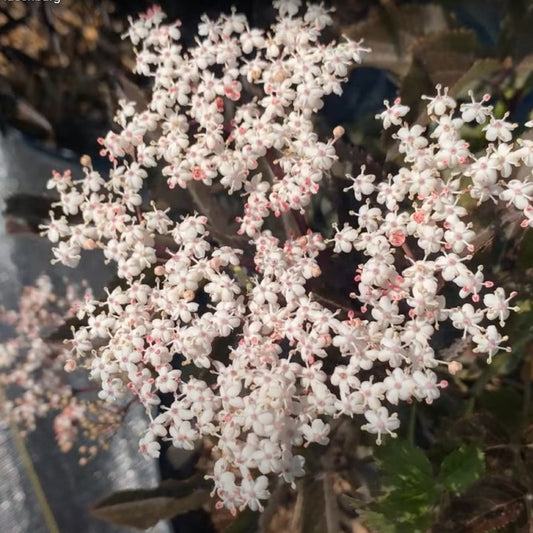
[360,508,431,533]
[358,509,397,533]
[373,480,436,524]
[369,440,437,531]
[375,440,433,488]
[439,445,485,495]
[90,477,210,530]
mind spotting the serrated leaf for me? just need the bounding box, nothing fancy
[370,440,437,531]
[375,440,433,488]
[90,477,210,530]
[439,445,485,495]
[373,486,435,524]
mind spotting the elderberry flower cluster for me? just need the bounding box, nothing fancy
[0,275,77,433]
[0,276,127,460]
[39,0,529,514]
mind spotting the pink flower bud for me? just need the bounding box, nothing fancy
[333,125,345,139]
[64,359,77,372]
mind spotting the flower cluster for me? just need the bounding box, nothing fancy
[39,0,529,514]
[0,275,77,433]
[0,275,133,461]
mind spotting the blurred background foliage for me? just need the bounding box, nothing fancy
[4,0,533,532]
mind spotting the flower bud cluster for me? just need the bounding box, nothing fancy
[38,0,529,513]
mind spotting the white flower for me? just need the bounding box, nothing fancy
[422,84,456,116]
[484,114,517,143]
[362,407,400,444]
[500,179,533,210]
[52,240,81,268]
[241,476,270,511]
[376,98,409,129]
[483,288,519,326]
[332,223,358,253]
[460,91,492,123]
[344,166,376,200]
[301,419,330,446]
[412,370,441,404]
[473,325,510,362]
[450,303,484,337]
[383,368,414,405]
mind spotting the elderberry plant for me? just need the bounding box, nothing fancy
[30,0,533,514]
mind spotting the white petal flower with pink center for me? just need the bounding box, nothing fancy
[362,407,400,444]
[484,114,517,142]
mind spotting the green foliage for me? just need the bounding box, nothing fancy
[375,440,434,488]
[362,440,485,533]
[357,510,397,533]
[439,445,485,495]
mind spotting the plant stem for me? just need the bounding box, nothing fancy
[522,343,533,425]
[407,402,417,445]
